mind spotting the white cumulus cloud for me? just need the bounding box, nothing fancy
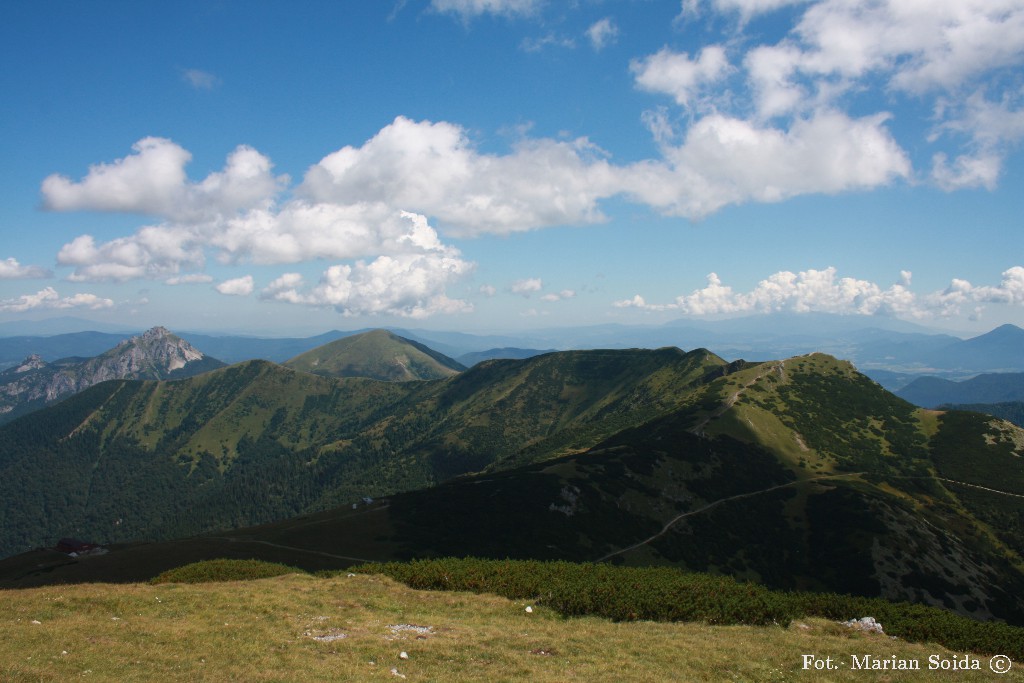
[301,116,618,236]
[615,266,1024,319]
[631,46,731,109]
[0,257,51,279]
[256,211,475,318]
[41,138,286,221]
[0,287,114,312]
[216,275,255,296]
[261,252,474,318]
[511,277,543,296]
[622,110,910,217]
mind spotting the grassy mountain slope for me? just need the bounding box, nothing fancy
[4,351,1023,626]
[283,329,465,381]
[8,571,1019,683]
[0,347,730,558]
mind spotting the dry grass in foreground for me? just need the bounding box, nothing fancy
[1,572,1020,682]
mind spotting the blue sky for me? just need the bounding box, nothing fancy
[2,0,1023,336]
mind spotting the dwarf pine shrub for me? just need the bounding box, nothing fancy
[150,558,305,584]
[351,557,1024,660]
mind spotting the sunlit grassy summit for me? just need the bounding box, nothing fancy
[283,328,465,381]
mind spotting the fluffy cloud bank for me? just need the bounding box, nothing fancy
[42,138,285,222]
[33,1,1024,320]
[615,267,1024,319]
[0,287,114,313]
[41,138,476,317]
[301,116,619,236]
[261,212,474,318]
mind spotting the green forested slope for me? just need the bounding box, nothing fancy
[0,348,730,557]
[3,349,1024,626]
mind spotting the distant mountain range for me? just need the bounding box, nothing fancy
[0,327,224,424]
[2,338,1023,625]
[897,372,1024,408]
[4,315,1023,381]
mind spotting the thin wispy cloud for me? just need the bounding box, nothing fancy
[586,18,618,51]
[431,0,542,20]
[182,68,219,90]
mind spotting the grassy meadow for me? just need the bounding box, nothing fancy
[2,570,1021,682]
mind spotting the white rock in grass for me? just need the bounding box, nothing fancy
[399,651,409,660]
[525,606,533,613]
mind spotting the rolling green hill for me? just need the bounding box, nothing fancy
[2,348,1023,626]
[0,346,729,557]
[283,328,465,381]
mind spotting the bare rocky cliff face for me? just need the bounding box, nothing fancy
[0,326,222,421]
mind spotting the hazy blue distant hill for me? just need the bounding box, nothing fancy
[0,317,137,336]
[6,316,1024,378]
[922,323,1024,371]
[859,368,919,391]
[176,330,355,364]
[0,331,132,370]
[897,372,1024,407]
[456,347,556,367]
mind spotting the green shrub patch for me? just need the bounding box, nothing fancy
[350,557,1024,661]
[351,557,791,626]
[150,558,305,584]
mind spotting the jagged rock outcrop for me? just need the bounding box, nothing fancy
[0,326,224,423]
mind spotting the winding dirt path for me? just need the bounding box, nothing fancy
[594,470,1024,563]
[690,361,784,436]
[209,536,380,563]
[595,471,863,562]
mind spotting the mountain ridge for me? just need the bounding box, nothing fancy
[1,343,1023,625]
[0,326,225,424]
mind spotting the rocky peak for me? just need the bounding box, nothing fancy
[118,326,172,348]
[140,326,172,342]
[15,355,47,373]
[107,326,204,374]
[1,327,224,425]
